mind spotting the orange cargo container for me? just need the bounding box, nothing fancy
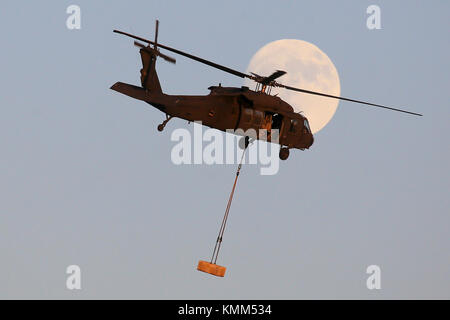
[197,260,226,277]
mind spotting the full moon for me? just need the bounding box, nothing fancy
[244,39,340,134]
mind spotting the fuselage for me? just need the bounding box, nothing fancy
[147,85,314,150]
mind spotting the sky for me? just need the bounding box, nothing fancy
[0,1,449,299]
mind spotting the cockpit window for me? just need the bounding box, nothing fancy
[304,119,311,133]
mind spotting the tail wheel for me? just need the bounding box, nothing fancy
[157,115,173,132]
[279,147,290,160]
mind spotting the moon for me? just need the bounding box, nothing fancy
[244,39,340,134]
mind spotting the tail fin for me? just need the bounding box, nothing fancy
[137,20,175,94]
[139,48,162,93]
[113,20,176,95]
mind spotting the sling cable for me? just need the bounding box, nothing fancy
[197,137,250,277]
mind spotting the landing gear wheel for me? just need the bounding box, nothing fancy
[238,136,250,150]
[157,115,173,132]
[279,147,290,160]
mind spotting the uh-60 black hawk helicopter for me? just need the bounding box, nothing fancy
[111,21,422,160]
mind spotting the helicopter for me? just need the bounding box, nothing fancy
[111,20,422,160]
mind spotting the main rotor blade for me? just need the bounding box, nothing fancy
[114,29,422,117]
[114,30,250,79]
[276,83,423,116]
[260,70,286,85]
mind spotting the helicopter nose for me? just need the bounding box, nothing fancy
[309,134,314,147]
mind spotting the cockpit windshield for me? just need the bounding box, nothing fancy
[304,119,311,133]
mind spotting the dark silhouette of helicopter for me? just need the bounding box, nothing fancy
[111,21,422,160]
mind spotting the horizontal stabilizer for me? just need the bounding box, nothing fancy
[110,82,150,101]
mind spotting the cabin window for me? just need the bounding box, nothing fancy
[289,119,298,133]
[242,108,253,123]
[253,110,264,126]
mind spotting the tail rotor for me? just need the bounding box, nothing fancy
[128,19,176,65]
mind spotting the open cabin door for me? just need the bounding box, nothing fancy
[237,106,283,142]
